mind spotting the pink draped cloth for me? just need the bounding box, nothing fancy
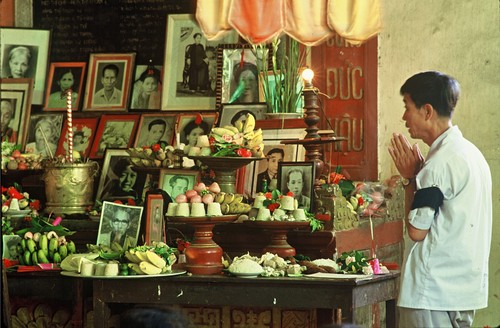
[196,0,382,45]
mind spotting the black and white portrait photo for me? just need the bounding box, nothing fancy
[278,162,315,212]
[96,201,143,249]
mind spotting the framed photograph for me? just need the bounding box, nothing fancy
[130,64,163,110]
[89,114,140,159]
[0,78,33,146]
[145,194,164,244]
[134,113,176,148]
[218,103,267,128]
[175,113,217,148]
[96,201,144,249]
[0,27,51,104]
[55,117,99,159]
[83,53,136,111]
[158,169,200,202]
[244,128,306,197]
[215,44,264,112]
[278,161,315,212]
[3,235,21,260]
[24,113,64,158]
[161,14,238,111]
[96,149,150,204]
[43,62,86,111]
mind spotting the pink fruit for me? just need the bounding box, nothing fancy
[175,194,188,203]
[193,182,207,193]
[190,195,202,203]
[202,193,214,204]
[208,182,221,194]
[185,189,198,199]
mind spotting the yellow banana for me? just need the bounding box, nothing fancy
[234,120,244,133]
[128,263,145,275]
[124,250,142,264]
[212,127,235,136]
[139,261,162,275]
[223,125,240,134]
[243,114,255,133]
[146,251,166,269]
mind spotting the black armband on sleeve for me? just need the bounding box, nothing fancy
[411,186,444,214]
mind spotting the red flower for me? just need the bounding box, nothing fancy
[329,172,345,184]
[209,136,216,145]
[315,213,331,222]
[127,198,136,206]
[357,197,364,206]
[151,144,161,152]
[7,187,24,200]
[286,191,294,197]
[236,148,252,157]
[176,238,191,253]
[29,200,40,210]
[142,145,149,150]
[195,113,203,125]
[267,203,280,212]
[113,200,123,204]
[264,192,272,200]
[1,186,7,193]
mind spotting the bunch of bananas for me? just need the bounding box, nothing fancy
[17,231,76,266]
[123,242,177,275]
[214,192,252,214]
[210,114,265,157]
[10,304,70,328]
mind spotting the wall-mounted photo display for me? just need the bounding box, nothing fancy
[89,114,140,159]
[0,28,51,105]
[161,14,238,111]
[24,113,64,158]
[217,103,267,128]
[96,201,143,249]
[174,113,217,148]
[0,78,33,146]
[96,148,150,205]
[277,161,315,213]
[43,62,86,111]
[158,169,200,203]
[130,64,163,110]
[83,53,136,111]
[55,117,99,159]
[134,113,176,148]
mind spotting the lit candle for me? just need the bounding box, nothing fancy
[66,89,73,162]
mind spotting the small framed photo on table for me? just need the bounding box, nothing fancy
[43,62,86,111]
[277,161,315,212]
[159,169,200,202]
[145,194,165,244]
[83,53,136,111]
[0,78,33,146]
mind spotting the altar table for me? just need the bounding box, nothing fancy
[92,271,399,327]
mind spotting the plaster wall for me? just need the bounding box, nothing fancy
[377,0,500,326]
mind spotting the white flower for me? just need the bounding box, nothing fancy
[346,256,356,265]
[362,265,374,275]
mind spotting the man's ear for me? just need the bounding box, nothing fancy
[423,104,434,120]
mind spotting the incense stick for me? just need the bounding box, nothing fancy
[38,126,54,159]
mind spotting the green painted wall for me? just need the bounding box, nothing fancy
[377,0,500,326]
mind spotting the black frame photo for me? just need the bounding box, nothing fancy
[277,161,315,212]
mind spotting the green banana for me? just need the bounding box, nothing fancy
[48,250,55,262]
[127,263,145,275]
[24,250,32,265]
[18,252,25,265]
[49,238,58,252]
[37,249,50,264]
[110,241,123,253]
[39,234,48,256]
[59,245,68,259]
[53,252,62,263]
[31,251,38,266]
[27,239,37,253]
[20,239,27,252]
[67,240,76,254]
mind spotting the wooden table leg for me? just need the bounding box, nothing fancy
[93,281,111,328]
[386,299,397,328]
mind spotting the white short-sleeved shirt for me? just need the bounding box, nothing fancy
[398,126,492,310]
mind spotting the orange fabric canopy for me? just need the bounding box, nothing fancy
[196,0,382,46]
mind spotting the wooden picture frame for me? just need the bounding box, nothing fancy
[0,78,33,146]
[43,62,86,111]
[89,114,140,159]
[130,64,163,110]
[145,194,164,244]
[83,53,136,111]
[0,27,51,104]
[96,148,150,204]
[2,234,21,260]
[175,113,217,148]
[244,128,306,197]
[278,161,315,212]
[24,113,64,158]
[134,113,176,148]
[218,103,267,128]
[96,201,143,249]
[215,44,263,112]
[161,14,238,111]
[158,169,200,202]
[55,117,99,159]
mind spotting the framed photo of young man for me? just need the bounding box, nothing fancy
[134,113,176,148]
[145,194,165,244]
[158,169,199,202]
[96,201,143,249]
[161,14,238,111]
[43,62,86,111]
[55,117,99,159]
[0,78,33,146]
[0,28,51,104]
[278,161,315,212]
[83,53,136,111]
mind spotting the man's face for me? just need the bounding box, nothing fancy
[112,210,130,234]
[1,101,14,131]
[101,68,117,91]
[119,165,137,192]
[267,152,283,176]
[287,171,304,197]
[171,178,188,199]
[402,94,427,140]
